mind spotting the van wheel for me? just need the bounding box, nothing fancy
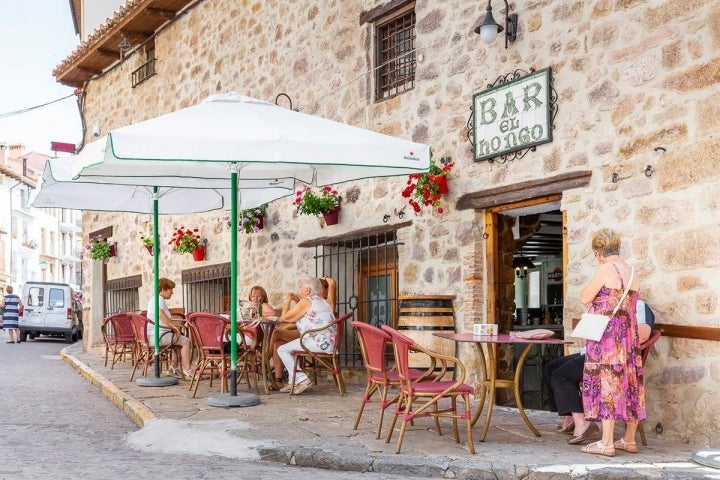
[19,332,28,342]
[29,333,36,339]
[65,332,74,343]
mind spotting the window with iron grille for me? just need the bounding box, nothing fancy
[375,4,416,101]
[105,275,141,316]
[131,46,156,88]
[181,263,231,315]
[300,223,410,368]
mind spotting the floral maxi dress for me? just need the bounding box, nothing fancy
[582,264,646,422]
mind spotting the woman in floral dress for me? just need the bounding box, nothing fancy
[579,228,645,456]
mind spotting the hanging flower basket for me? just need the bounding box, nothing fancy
[293,185,341,217]
[85,234,116,263]
[401,155,454,214]
[224,205,267,234]
[192,245,206,261]
[322,206,341,226]
[138,231,153,254]
[169,226,203,254]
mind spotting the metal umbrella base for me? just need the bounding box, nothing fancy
[137,376,179,387]
[207,370,261,407]
[207,392,261,408]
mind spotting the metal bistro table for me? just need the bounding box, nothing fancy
[250,317,289,394]
[433,332,570,441]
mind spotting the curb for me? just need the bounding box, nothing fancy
[61,347,155,428]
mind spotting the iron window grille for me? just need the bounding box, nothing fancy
[105,275,141,316]
[375,7,416,101]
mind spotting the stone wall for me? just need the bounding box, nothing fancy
[75,0,720,442]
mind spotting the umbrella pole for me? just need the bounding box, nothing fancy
[138,187,178,386]
[207,165,259,407]
[229,169,238,396]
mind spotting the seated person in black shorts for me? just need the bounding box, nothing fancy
[543,300,655,444]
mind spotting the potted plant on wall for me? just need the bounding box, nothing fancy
[139,231,154,254]
[293,185,341,225]
[85,233,116,263]
[401,155,454,214]
[225,204,267,234]
[169,226,205,261]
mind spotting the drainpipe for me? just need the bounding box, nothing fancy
[8,157,27,287]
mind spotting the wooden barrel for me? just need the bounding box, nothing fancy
[397,295,456,377]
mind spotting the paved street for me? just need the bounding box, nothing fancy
[0,333,416,480]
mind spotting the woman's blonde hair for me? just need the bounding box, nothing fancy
[591,228,621,257]
[248,286,269,303]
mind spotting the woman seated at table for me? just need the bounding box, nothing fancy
[270,276,335,389]
[276,277,336,394]
[248,285,278,318]
[146,277,193,379]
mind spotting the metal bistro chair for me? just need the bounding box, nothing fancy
[352,321,436,439]
[129,313,176,382]
[381,324,475,454]
[289,312,353,396]
[101,313,135,369]
[235,320,262,394]
[186,313,231,397]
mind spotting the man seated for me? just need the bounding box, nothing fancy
[543,300,654,444]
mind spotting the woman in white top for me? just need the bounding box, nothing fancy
[146,277,192,379]
[277,277,336,394]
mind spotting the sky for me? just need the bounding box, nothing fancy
[0,1,83,156]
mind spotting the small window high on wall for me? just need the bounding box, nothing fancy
[374,2,416,101]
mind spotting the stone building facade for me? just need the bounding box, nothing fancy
[55,0,720,443]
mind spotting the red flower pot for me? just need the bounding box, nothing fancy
[192,245,206,261]
[109,244,117,258]
[436,176,449,195]
[322,207,340,226]
[145,245,153,255]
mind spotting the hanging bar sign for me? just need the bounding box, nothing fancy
[473,67,553,162]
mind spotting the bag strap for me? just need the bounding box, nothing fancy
[611,266,635,315]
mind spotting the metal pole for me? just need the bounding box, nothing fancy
[230,168,238,395]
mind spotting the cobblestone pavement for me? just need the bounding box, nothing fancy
[0,335,419,479]
[59,341,720,479]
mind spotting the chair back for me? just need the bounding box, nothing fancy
[129,313,152,345]
[332,312,353,352]
[186,312,229,353]
[352,321,390,376]
[380,325,415,383]
[640,329,661,365]
[110,313,134,340]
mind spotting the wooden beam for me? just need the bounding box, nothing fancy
[145,8,177,22]
[457,171,592,211]
[654,323,720,341]
[298,220,412,248]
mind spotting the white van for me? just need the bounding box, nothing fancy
[19,282,83,343]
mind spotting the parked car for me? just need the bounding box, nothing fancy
[19,282,83,343]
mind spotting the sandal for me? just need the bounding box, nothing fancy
[556,421,575,434]
[278,383,294,393]
[581,441,615,457]
[613,438,638,453]
[292,378,313,395]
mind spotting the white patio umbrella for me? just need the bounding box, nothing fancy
[32,156,294,388]
[70,92,431,405]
